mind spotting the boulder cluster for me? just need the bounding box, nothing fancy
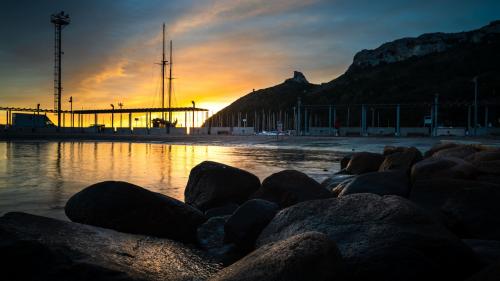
[1,143,500,281]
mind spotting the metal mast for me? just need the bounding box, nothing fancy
[168,40,173,124]
[161,23,167,121]
[51,11,70,130]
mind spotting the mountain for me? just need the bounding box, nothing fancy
[207,21,500,128]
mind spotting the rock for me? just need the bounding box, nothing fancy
[205,204,239,218]
[185,161,261,211]
[424,142,459,158]
[340,155,352,170]
[197,216,243,265]
[320,174,356,194]
[339,170,410,197]
[467,261,500,281]
[331,178,356,196]
[465,150,500,175]
[253,170,332,208]
[379,146,422,172]
[0,212,221,281]
[224,199,279,251]
[463,239,500,266]
[257,194,479,281]
[345,152,385,174]
[65,181,205,242]
[432,145,479,159]
[284,71,309,84]
[410,179,500,240]
[209,232,343,281]
[411,157,478,181]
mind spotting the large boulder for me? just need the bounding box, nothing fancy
[338,170,410,198]
[209,232,343,281]
[345,152,385,174]
[65,181,205,242]
[196,216,243,265]
[424,143,459,158]
[185,161,261,211]
[410,179,500,240]
[224,199,279,251]
[257,194,479,281]
[320,174,356,192]
[379,146,423,172]
[465,150,500,175]
[432,145,479,159]
[411,157,478,181]
[0,212,220,281]
[253,170,332,208]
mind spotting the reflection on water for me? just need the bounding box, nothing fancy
[0,141,341,220]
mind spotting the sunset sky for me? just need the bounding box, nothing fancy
[1,0,499,123]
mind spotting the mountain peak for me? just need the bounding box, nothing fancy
[285,71,309,84]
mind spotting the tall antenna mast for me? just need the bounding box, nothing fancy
[161,23,167,121]
[51,11,70,130]
[168,40,173,124]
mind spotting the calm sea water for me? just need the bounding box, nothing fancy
[0,141,343,220]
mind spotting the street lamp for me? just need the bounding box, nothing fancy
[118,102,123,128]
[69,96,73,127]
[191,101,195,132]
[110,104,115,130]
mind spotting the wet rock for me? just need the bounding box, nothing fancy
[345,152,385,174]
[320,174,356,194]
[205,204,239,218]
[185,161,260,211]
[410,179,500,240]
[424,143,459,158]
[65,181,205,242]
[209,232,343,281]
[379,146,422,172]
[411,157,478,181]
[224,199,279,251]
[465,150,500,175]
[340,155,352,170]
[257,194,479,281]
[339,170,410,197]
[197,216,243,265]
[253,170,332,208]
[0,212,221,281]
[463,239,500,266]
[432,145,478,159]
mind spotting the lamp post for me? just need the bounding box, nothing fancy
[110,104,115,130]
[191,101,195,133]
[118,102,123,128]
[68,96,73,127]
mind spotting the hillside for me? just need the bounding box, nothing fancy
[207,21,500,128]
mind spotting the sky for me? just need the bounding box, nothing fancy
[1,0,499,121]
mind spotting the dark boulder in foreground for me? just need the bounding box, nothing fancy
[257,194,479,281]
[65,181,205,242]
[345,152,385,174]
[253,170,332,208]
[197,216,243,265]
[224,199,279,251]
[424,142,460,158]
[467,261,500,281]
[209,232,343,281]
[411,178,500,240]
[339,170,410,197]
[320,174,356,193]
[0,212,220,281]
[185,161,261,211]
[411,157,478,181]
[465,150,500,175]
[379,146,422,172]
[432,144,479,159]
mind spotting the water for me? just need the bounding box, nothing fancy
[0,141,344,220]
